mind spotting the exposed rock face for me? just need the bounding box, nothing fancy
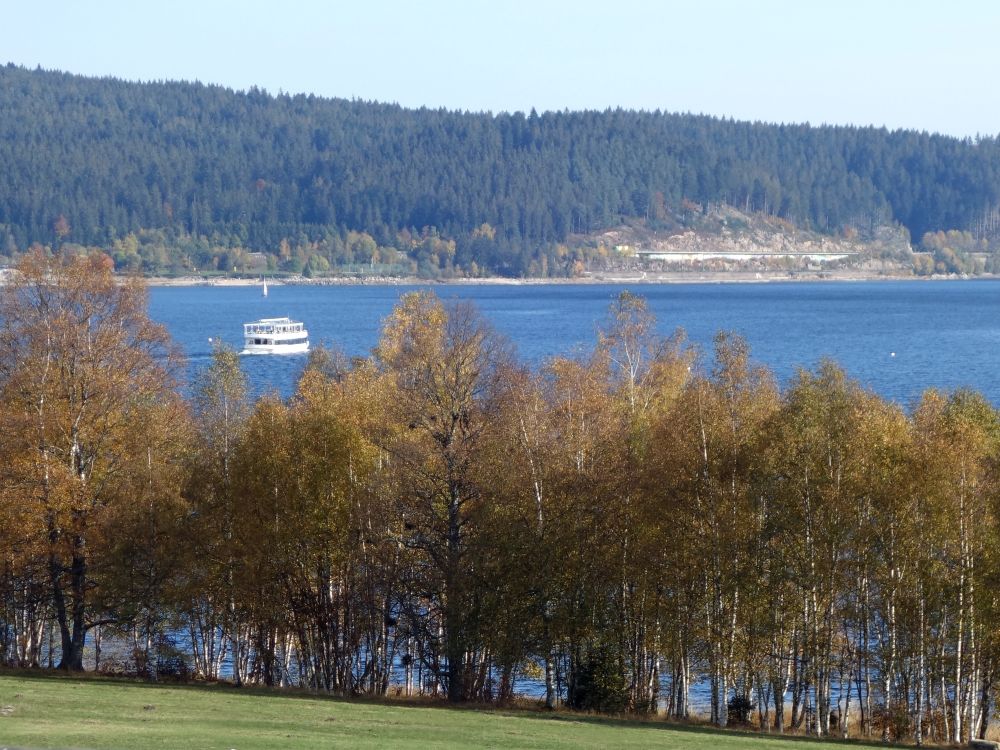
[579,205,913,272]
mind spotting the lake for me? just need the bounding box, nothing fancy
[148,280,1000,405]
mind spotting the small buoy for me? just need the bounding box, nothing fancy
[208,337,213,343]
[890,352,896,357]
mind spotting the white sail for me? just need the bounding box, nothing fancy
[262,276,268,297]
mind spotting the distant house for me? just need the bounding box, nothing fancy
[245,252,268,271]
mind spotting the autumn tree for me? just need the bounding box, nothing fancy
[595,291,691,712]
[0,249,181,670]
[651,333,776,726]
[374,291,511,702]
[228,357,397,692]
[480,363,563,705]
[911,390,1000,743]
[181,342,250,680]
[98,394,192,678]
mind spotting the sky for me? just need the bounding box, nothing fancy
[3,0,998,138]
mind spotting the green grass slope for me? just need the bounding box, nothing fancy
[0,672,884,750]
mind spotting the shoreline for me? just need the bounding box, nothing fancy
[142,269,991,287]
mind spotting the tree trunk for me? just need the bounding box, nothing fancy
[52,545,87,672]
[915,591,925,746]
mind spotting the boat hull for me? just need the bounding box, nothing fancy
[241,341,310,355]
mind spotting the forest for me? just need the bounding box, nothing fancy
[1,249,999,745]
[4,65,1000,276]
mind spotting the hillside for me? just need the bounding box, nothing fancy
[2,64,1000,276]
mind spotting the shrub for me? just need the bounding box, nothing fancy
[727,693,755,725]
[568,644,628,714]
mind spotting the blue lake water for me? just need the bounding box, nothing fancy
[148,280,1000,406]
[147,278,992,707]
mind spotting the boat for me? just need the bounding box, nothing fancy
[262,276,268,297]
[241,317,309,354]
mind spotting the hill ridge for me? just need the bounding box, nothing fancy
[1,64,998,277]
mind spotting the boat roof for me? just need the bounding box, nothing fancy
[246,317,299,324]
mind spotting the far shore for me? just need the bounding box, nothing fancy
[142,268,992,287]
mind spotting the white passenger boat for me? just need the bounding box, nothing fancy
[241,317,309,354]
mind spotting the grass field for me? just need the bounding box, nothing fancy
[0,672,887,750]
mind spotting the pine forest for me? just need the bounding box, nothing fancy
[4,65,1000,277]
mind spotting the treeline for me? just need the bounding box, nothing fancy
[5,65,1000,275]
[3,251,1000,744]
[914,229,1000,275]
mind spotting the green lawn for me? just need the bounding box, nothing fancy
[0,672,883,750]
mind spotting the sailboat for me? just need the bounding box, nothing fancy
[262,276,268,297]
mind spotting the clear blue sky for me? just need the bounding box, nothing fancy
[3,0,997,137]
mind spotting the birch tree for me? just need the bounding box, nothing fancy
[0,250,180,670]
[375,291,511,702]
[182,342,250,680]
[912,390,999,743]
